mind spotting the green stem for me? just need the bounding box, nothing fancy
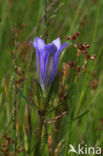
[34,115,44,156]
[43,0,48,41]
[34,92,47,156]
[13,49,17,156]
[64,74,77,156]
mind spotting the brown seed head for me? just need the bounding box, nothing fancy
[91,54,96,61]
[66,36,72,40]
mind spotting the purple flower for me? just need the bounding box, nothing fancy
[30,37,68,91]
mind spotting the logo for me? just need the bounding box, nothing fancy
[68,144,102,155]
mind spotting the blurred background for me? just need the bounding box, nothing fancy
[0,0,103,155]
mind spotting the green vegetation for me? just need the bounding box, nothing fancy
[0,0,103,155]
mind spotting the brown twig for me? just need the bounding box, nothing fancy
[44,111,68,125]
[26,0,58,41]
[48,3,64,25]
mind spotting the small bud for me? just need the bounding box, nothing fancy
[78,45,85,50]
[77,66,81,72]
[85,54,90,60]
[76,32,80,36]
[83,42,87,47]
[72,35,76,40]
[91,54,96,61]
[82,65,87,71]
[6,137,11,141]
[66,36,72,40]
[72,32,80,40]
[74,43,78,48]
[74,32,80,36]
[86,44,91,48]
[68,61,75,68]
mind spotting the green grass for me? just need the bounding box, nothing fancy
[0,0,103,155]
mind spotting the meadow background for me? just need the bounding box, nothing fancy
[0,0,103,155]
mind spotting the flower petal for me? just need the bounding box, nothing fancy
[40,43,57,89]
[52,38,61,50]
[49,42,69,83]
[30,37,45,86]
[30,41,41,78]
[30,36,69,91]
[44,52,55,90]
[57,42,69,55]
[34,37,45,52]
[45,43,57,54]
[36,52,41,82]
